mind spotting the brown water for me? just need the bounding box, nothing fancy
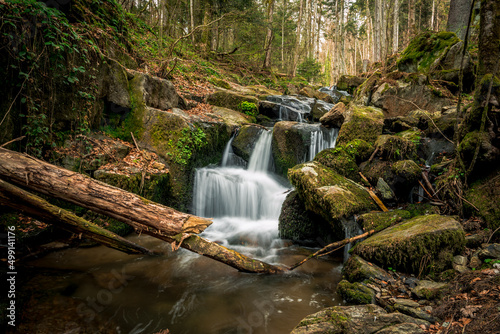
[25,234,344,334]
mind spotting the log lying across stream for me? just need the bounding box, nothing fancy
[0,148,285,273]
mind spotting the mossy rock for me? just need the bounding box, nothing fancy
[353,71,381,106]
[374,135,418,161]
[288,162,377,228]
[357,209,411,232]
[337,75,365,94]
[278,190,335,244]
[342,255,392,283]
[344,139,374,163]
[397,129,422,148]
[405,203,441,217]
[391,160,422,185]
[457,131,498,165]
[209,77,231,89]
[337,280,375,304]
[271,121,319,177]
[206,89,259,111]
[397,32,460,73]
[465,171,500,230]
[291,304,430,334]
[209,106,255,130]
[411,280,449,300]
[314,147,359,182]
[336,105,384,146]
[352,214,465,275]
[231,125,263,161]
[299,86,335,103]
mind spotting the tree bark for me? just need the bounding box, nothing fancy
[0,179,153,255]
[447,0,473,40]
[393,0,399,53]
[0,148,212,237]
[291,0,305,76]
[263,0,275,69]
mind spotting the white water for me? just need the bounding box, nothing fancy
[193,129,289,258]
[309,127,339,161]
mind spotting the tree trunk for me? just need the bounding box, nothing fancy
[0,179,153,255]
[393,0,399,53]
[374,0,381,62]
[478,0,499,79]
[316,1,322,58]
[281,0,287,69]
[447,0,473,40]
[291,0,305,76]
[263,0,275,69]
[190,0,195,45]
[0,148,212,237]
[407,0,415,43]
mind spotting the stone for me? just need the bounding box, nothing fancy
[453,264,469,273]
[465,171,500,230]
[299,86,335,103]
[374,135,418,161]
[453,255,467,266]
[342,255,392,283]
[337,280,375,304]
[291,304,430,334]
[337,75,365,94]
[231,125,262,161]
[320,102,347,128]
[394,298,420,308]
[411,280,448,300]
[278,190,334,244]
[352,215,465,275]
[393,304,436,323]
[311,100,337,121]
[209,106,254,130]
[206,88,259,111]
[469,255,482,270]
[478,244,500,260]
[375,323,426,333]
[377,177,396,202]
[288,162,377,228]
[336,105,384,146]
[357,210,411,232]
[313,146,360,182]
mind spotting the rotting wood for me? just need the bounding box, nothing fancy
[0,147,212,237]
[359,172,389,212]
[0,179,154,255]
[288,230,376,270]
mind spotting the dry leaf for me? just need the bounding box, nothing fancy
[471,277,481,283]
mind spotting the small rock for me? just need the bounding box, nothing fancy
[404,277,419,288]
[469,255,482,269]
[478,243,500,260]
[412,280,448,300]
[319,102,347,128]
[393,304,436,323]
[394,298,420,308]
[453,264,469,273]
[453,255,467,266]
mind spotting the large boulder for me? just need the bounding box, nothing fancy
[320,102,347,128]
[299,86,335,103]
[288,162,377,229]
[231,125,263,161]
[291,304,430,334]
[352,215,465,275]
[278,190,335,244]
[336,105,384,146]
[337,75,366,94]
[208,106,254,130]
[206,88,259,111]
[311,100,336,121]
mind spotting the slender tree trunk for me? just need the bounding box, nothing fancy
[374,0,381,62]
[291,0,305,76]
[263,0,275,68]
[393,0,400,53]
[190,0,195,44]
[407,0,415,43]
[316,1,322,59]
[281,0,287,69]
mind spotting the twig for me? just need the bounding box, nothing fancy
[422,171,437,197]
[418,180,434,199]
[1,136,25,148]
[359,172,389,212]
[486,225,500,244]
[288,230,376,270]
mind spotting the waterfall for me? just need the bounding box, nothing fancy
[248,129,273,172]
[221,133,246,168]
[193,130,288,255]
[342,218,364,262]
[308,127,339,161]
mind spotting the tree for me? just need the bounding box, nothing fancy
[447,0,473,40]
[297,57,322,82]
[393,0,400,53]
[263,0,276,68]
[291,0,305,76]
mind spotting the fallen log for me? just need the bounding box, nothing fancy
[0,179,153,255]
[0,147,212,237]
[0,148,285,274]
[288,230,376,271]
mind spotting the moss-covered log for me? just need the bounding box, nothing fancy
[0,179,152,255]
[0,147,212,237]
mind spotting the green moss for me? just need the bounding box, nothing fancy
[391,160,421,183]
[206,90,259,111]
[314,146,360,182]
[336,105,384,146]
[457,131,491,163]
[357,209,411,232]
[272,122,309,177]
[337,280,374,304]
[209,77,231,89]
[353,214,465,275]
[374,135,417,161]
[465,170,500,230]
[398,32,460,73]
[397,129,422,148]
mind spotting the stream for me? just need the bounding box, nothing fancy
[21,93,347,334]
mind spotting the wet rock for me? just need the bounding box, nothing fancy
[478,243,500,260]
[353,71,382,106]
[288,162,377,227]
[299,86,335,103]
[336,105,384,146]
[278,190,334,244]
[337,280,375,304]
[313,146,360,182]
[206,88,259,111]
[352,215,465,275]
[411,280,448,300]
[209,106,254,130]
[258,100,280,119]
[231,125,263,161]
[342,255,392,283]
[311,99,337,121]
[320,102,346,128]
[377,177,396,203]
[291,304,430,334]
[357,210,411,232]
[391,160,422,185]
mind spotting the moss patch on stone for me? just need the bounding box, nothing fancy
[314,147,360,182]
[357,209,411,232]
[342,255,391,283]
[337,280,374,304]
[206,89,259,111]
[465,171,500,230]
[391,160,422,184]
[271,121,309,177]
[288,162,377,226]
[337,105,384,146]
[374,135,417,161]
[352,214,465,275]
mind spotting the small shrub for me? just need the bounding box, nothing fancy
[238,101,258,116]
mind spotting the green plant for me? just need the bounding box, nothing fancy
[238,101,258,117]
[297,57,323,83]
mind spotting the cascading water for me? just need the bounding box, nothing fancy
[193,129,289,258]
[308,127,339,161]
